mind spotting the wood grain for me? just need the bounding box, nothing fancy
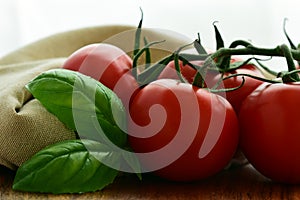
[1,164,300,200]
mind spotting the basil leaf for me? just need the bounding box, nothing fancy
[13,140,121,194]
[26,69,127,147]
[121,149,142,180]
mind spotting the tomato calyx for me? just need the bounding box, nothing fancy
[200,42,300,84]
[173,43,198,84]
[186,24,276,92]
[132,39,166,81]
[133,7,144,58]
[134,17,300,91]
[283,18,300,67]
[278,44,300,83]
[135,53,173,86]
[194,32,208,55]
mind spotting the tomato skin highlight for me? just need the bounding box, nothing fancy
[62,43,140,106]
[63,43,133,87]
[128,79,239,181]
[239,82,300,184]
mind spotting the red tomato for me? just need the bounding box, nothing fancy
[128,79,239,181]
[158,60,203,83]
[214,63,264,113]
[239,82,300,184]
[62,43,139,107]
[158,59,264,113]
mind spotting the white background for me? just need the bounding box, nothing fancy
[1,0,300,70]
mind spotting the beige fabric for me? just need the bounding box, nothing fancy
[0,25,191,170]
[0,59,76,170]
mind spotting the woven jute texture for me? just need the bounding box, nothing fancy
[0,25,191,170]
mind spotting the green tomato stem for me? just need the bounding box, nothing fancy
[223,73,281,84]
[174,52,188,83]
[228,40,252,48]
[208,76,246,93]
[280,44,300,82]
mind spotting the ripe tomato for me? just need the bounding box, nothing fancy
[128,79,239,181]
[158,60,203,83]
[62,43,139,107]
[239,82,300,184]
[158,58,264,113]
[214,63,265,113]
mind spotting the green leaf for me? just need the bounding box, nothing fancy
[121,147,142,180]
[194,33,208,55]
[137,55,174,86]
[13,140,121,194]
[143,37,152,69]
[283,18,297,50]
[213,22,225,50]
[26,69,127,147]
[133,7,144,57]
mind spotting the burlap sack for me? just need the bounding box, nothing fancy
[0,25,191,170]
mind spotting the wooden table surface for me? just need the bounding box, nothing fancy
[1,163,300,200]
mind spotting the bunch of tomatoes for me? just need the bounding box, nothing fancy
[61,23,300,184]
